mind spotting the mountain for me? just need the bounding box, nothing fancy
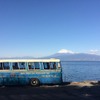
[44,53,100,61]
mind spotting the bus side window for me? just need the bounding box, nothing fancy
[12,62,19,70]
[53,62,56,69]
[0,63,3,70]
[34,62,40,69]
[3,62,10,70]
[28,62,34,69]
[43,62,50,69]
[39,62,43,70]
[19,62,25,69]
[50,62,56,69]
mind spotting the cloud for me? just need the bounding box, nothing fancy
[58,49,100,55]
[88,49,100,55]
[58,49,75,54]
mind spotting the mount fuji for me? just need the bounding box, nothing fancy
[45,49,100,61]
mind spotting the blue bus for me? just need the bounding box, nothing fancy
[0,58,62,86]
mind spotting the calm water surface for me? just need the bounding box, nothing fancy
[61,61,100,82]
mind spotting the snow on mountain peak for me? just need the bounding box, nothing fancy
[58,49,75,54]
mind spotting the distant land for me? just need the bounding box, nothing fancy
[1,51,100,61]
[1,53,100,61]
[44,53,100,61]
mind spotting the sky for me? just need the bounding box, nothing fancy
[0,0,100,57]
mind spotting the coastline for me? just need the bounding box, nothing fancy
[0,81,100,100]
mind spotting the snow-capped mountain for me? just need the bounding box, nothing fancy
[45,49,100,61]
[58,49,75,54]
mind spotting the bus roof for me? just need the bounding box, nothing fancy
[0,58,60,62]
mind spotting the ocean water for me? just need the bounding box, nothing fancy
[61,61,100,82]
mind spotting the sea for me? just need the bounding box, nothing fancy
[61,61,100,82]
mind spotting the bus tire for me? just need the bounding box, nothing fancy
[30,78,40,86]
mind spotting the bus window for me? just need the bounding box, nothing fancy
[43,62,50,69]
[12,62,19,70]
[34,62,40,69]
[19,62,25,69]
[3,62,10,70]
[50,62,56,69]
[28,62,34,69]
[39,62,43,70]
[0,63,3,70]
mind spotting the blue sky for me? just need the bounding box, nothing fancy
[0,0,100,57]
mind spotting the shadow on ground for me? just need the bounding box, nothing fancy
[0,82,100,100]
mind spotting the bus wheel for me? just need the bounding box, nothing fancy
[30,78,40,86]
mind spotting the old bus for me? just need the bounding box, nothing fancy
[0,58,62,86]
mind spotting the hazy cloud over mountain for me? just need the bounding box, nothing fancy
[87,50,100,55]
[58,49,100,55]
